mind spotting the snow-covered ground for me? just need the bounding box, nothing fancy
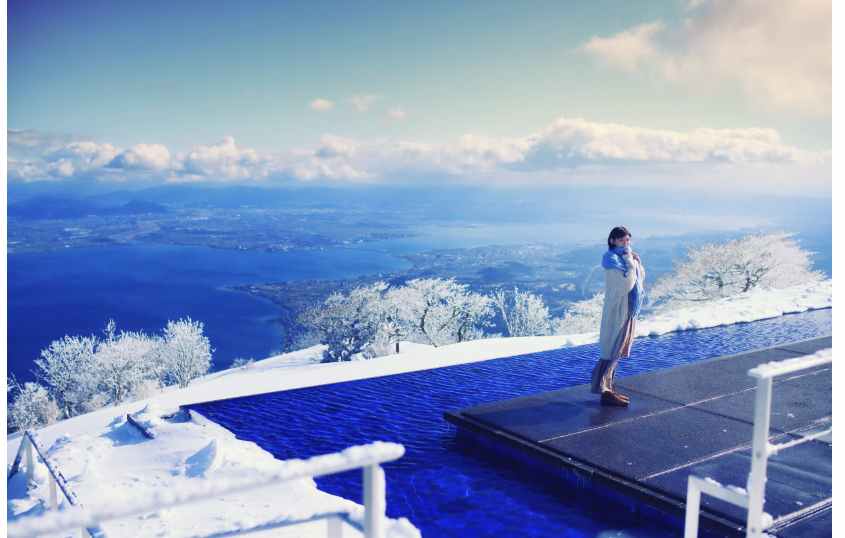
[6,278,831,537]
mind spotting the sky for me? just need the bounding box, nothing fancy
[6,0,833,196]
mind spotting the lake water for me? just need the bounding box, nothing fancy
[7,222,832,384]
[7,221,593,382]
[7,243,412,382]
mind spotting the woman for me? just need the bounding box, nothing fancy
[591,226,645,407]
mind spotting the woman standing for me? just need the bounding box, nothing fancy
[591,226,645,407]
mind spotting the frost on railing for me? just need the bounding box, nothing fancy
[7,430,106,537]
[8,437,408,538]
[747,347,832,378]
[684,348,832,538]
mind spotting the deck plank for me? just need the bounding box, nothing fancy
[444,335,832,536]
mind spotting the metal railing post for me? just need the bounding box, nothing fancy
[326,515,344,538]
[49,473,59,510]
[24,434,34,483]
[363,464,386,538]
[746,376,773,538]
[683,350,831,538]
[9,440,405,538]
[684,478,702,538]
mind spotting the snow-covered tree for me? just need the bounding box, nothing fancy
[492,287,551,337]
[34,334,99,418]
[300,282,388,362]
[551,291,605,335]
[392,278,494,347]
[9,382,60,432]
[230,357,256,369]
[650,232,824,307]
[158,317,212,388]
[374,288,413,355]
[95,327,162,404]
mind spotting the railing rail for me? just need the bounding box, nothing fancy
[8,433,405,538]
[8,430,106,537]
[684,350,832,538]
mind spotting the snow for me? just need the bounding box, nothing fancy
[641,280,831,336]
[6,278,831,537]
[8,411,417,538]
[748,347,833,378]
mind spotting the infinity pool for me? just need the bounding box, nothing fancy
[187,308,832,537]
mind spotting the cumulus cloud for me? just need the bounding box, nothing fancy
[515,118,820,169]
[9,128,78,155]
[309,98,335,111]
[580,0,831,116]
[350,94,379,112]
[176,136,265,181]
[581,22,664,73]
[36,140,120,179]
[108,143,170,171]
[5,117,829,194]
[281,134,372,182]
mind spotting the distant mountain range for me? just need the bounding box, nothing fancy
[8,195,169,220]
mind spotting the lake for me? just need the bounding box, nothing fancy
[7,243,413,382]
[7,221,832,384]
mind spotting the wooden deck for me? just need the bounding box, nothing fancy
[444,335,832,536]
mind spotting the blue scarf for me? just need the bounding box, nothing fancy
[602,246,644,318]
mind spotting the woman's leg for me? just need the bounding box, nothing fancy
[590,359,609,393]
[591,357,620,394]
[610,317,636,397]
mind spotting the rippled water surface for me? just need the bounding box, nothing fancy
[188,308,832,537]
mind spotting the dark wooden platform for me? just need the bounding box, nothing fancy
[445,336,832,536]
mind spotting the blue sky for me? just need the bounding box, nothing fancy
[7,0,832,195]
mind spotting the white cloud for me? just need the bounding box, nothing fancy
[516,117,820,168]
[581,21,664,73]
[309,98,335,112]
[387,107,407,120]
[176,136,265,181]
[109,143,171,171]
[5,117,829,195]
[30,140,120,180]
[350,94,379,112]
[282,135,372,182]
[580,0,831,117]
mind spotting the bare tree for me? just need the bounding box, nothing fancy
[300,282,388,361]
[551,291,605,335]
[34,334,99,418]
[95,327,162,404]
[9,381,60,432]
[492,287,551,337]
[392,278,494,346]
[158,317,213,388]
[650,232,824,307]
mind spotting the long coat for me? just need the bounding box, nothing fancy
[598,250,645,361]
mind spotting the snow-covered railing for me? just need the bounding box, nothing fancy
[684,350,832,538]
[8,430,106,537]
[7,439,406,538]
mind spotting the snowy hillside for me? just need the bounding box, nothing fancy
[6,278,831,537]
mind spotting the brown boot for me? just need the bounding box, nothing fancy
[614,391,631,402]
[601,391,630,407]
[609,384,630,402]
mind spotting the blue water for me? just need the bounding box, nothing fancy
[187,308,832,537]
[7,243,411,382]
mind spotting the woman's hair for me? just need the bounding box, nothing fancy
[607,226,631,250]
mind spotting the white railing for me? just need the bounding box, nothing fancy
[7,430,106,537]
[7,433,406,538]
[684,350,832,538]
